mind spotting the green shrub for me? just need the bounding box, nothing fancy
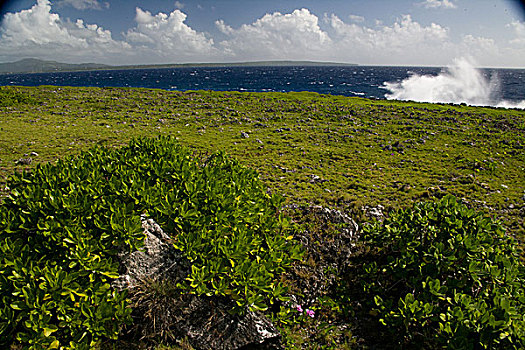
[0,87,36,107]
[0,136,301,349]
[361,195,525,349]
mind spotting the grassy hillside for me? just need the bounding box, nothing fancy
[1,85,525,349]
[1,85,523,239]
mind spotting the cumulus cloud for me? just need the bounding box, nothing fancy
[124,7,216,62]
[214,10,458,65]
[0,2,523,67]
[56,0,109,10]
[417,0,457,9]
[0,1,217,64]
[500,21,525,66]
[457,35,500,65]
[174,1,184,9]
[0,0,128,63]
[507,20,525,44]
[328,14,451,65]
[216,8,331,60]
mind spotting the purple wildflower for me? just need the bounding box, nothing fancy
[305,309,315,318]
[296,304,303,313]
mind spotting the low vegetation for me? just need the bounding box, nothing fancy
[359,195,525,349]
[0,86,524,348]
[0,136,300,349]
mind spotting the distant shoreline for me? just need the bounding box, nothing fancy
[0,58,357,75]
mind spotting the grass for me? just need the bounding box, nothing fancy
[1,85,524,348]
[2,85,523,238]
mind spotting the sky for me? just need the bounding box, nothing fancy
[0,0,524,67]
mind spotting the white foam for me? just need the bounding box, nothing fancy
[383,57,525,109]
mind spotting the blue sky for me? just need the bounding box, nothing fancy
[0,0,524,67]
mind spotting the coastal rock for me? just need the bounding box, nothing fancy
[112,215,189,291]
[274,127,291,133]
[362,205,385,221]
[15,157,32,165]
[308,174,328,184]
[115,216,282,350]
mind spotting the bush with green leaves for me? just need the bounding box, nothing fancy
[361,195,525,349]
[0,86,36,106]
[0,136,301,349]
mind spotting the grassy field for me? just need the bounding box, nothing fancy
[1,85,525,348]
[1,85,524,237]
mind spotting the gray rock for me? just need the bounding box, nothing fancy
[15,157,32,165]
[308,174,328,184]
[112,215,189,291]
[363,205,384,221]
[241,131,250,138]
[174,298,282,350]
[115,216,282,350]
[274,127,291,133]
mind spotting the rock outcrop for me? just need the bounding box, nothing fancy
[113,216,282,350]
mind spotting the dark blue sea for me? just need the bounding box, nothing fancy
[1,65,524,108]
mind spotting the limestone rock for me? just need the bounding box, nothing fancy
[112,215,189,291]
[15,157,32,165]
[362,204,384,221]
[114,216,282,350]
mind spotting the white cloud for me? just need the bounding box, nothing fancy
[0,0,128,63]
[174,1,184,9]
[457,35,500,65]
[0,1,217,64]
[216,8,331,60]
[56,0,109,10]
[461,34,498,52]
[348,14,365,23]
[215,11,458,65]
[215,19,234,35]
[417,0,457,9]
[507,20,525,44]
[500,21,525,67]
[328,14,451,65]
[124,7,216,62]
[0,3,523,67]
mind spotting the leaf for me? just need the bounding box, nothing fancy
[10,303,22,310]
[43,325,58,337]
[100,271,119,279]
[251,301,268,312]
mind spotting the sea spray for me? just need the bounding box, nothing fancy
[383,57,525,109]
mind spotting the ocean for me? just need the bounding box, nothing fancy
[1,61,524,109]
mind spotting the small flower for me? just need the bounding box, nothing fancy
[305,309,315,318]
[296,304,303,313]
